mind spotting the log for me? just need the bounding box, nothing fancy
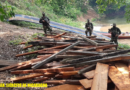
[11,67,75,74]
[54,32,67,38]
[109,66,130,90]
[91,63,109,90]
[83,70,95,79]
[32,41,80,69]
[44,84,85,90]
[16,44,70,57]
[78,35,98,46]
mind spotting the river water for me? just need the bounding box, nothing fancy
[95,18,130,45]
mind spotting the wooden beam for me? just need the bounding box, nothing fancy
[0,55,51,72]
[60,71,78,76]
[83,70,95,79]
[0,60,18,66]
[32,41,80,69]
[16,44,70,57]
[38,49,61,54]
[11,67,75,74]
[91,63,109,90]
[45,84,85,90]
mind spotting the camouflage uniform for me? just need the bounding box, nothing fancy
[39,15,52,35]
[109,27,121,45]
[85,22,93,36]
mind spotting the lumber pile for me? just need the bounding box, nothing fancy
[1,32,130,90]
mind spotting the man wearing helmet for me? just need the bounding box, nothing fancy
[108,23,121,49]
[39,12,52,35]
[85,19,93,36]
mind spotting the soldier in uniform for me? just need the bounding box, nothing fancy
[108,23,121,49]
[39,12,52,35]
[85,19,93,36]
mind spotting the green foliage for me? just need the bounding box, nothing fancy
[9,38,23,45]
[96,0,130,22]
[118,43,130,49]
[0,2,15,21]
[92,18,97,21]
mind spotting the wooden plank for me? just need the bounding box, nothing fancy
[11,67,75,74]
[16,44,70,57]
[115,63,130,85]
[83,70,95,79]
[0,55,51,72]
[45,84,85,90]
[79,79,112,89]
[79,79,92,89]
[109,66,129,90]
[11,73,55,82]
[33,77,49,82]
[60,71,78,76]
[91,63,109,90]
[54,32,67,38]
[0,60,18,66]
[38,49,61,54]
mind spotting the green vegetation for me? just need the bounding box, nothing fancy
[0,1,14,21]
[118,43,130,49]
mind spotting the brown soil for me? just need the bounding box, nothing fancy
[77,8,99,22]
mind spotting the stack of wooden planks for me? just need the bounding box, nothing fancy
[1,32,130,90]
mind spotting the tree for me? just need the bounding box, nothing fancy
[0,3,15,21]
[96,0,130,22]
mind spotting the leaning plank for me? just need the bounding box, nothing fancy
[32,41,80,69]
[11,67,75,74]
[83,70,95,79]
[16,44,70,57]
[109,66,129,90]
[0,60,18,66]
[115,63,130,85]
[45,84,85,90]
[91,63,109,90]
[0,55,51,72]
[79,79,92,89]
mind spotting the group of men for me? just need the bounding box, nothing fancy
[39,12,121,49]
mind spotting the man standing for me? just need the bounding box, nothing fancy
[39,12,52,35]
[85,19,93,36]
[108,23,121,49]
